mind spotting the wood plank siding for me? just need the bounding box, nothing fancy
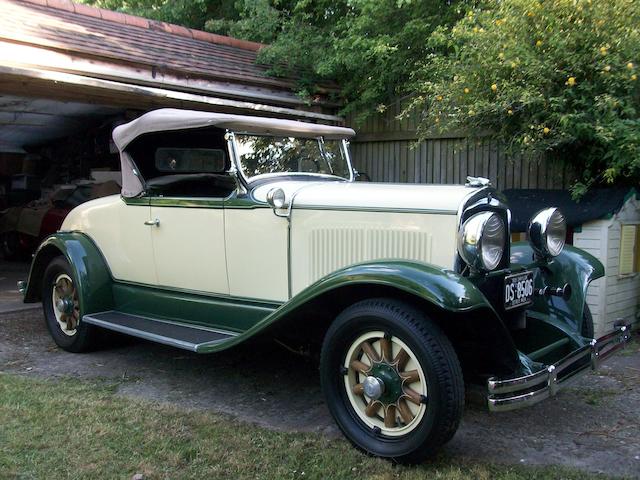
[347,105,575,190]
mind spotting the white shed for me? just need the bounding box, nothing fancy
[505,188,640,338]
[574,191,640,337]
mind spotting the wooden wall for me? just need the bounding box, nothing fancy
[346,103,575,190]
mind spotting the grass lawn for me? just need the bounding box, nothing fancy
[0,373,616,480]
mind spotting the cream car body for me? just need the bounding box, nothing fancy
[22,109,632,463]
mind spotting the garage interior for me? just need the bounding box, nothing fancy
[0,0,340,269]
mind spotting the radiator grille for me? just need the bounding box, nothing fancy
[309,228,433,280]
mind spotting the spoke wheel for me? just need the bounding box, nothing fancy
[42,256,99,352]
[320,298,464,463]
[344,331,427,437]
[51,273,80,336]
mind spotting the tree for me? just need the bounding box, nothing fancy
[409,0,640,195]
[80,0,239,31]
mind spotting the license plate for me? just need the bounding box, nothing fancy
[504,271,534,310]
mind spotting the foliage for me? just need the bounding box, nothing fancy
[79,0,239,31]
[251,1,465,119]
[409,0,640,195]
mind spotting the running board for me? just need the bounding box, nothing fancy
[82,311,238,353]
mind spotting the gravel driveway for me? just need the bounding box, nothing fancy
[1,309,638,478]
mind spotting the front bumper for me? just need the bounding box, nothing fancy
[487,325,632,412]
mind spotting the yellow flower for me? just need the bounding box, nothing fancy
[604,65,611,72]
[566,76,577,86]
[527,11,535,17]
[464,87,470,94]
[468,110,475,116]
[600,46,608,55]
[498,52,505,60]
[436,95,443,101]
[473,26,479,33]
[510,61,517,68]
[543,127,550,135]
[491,84,498,92]
[495,19,503,26]
[632,74,638,81]
[535,40,543,47]
[507,109,514,115]
[628,62,635,70]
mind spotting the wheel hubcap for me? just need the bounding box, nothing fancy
[362,376,385,400]
[52,274,79,336]
[343,331,428,437]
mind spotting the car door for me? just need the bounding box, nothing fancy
[149,200,229,295]
[223,198,289,302]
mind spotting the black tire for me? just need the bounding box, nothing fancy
[320,298,464,463]
[581,303,595,339]
[42,256,98,352]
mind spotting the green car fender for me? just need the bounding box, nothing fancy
[205,260,520,368]
[510,241,604,334]
[24,232,114,315]
[286,260,496,313]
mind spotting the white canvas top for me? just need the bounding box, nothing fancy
[113,108,355,197]
[112,108,355,151]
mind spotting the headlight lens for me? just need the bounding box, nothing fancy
[458,212,506,271]
[528,207,566,258]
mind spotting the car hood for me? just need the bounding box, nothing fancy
[252,180,481,214]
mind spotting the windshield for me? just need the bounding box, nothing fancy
[234,134,352,181]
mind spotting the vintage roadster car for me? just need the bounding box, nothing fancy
[20,109,631,462]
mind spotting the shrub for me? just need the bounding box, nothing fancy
[410,0,640,195]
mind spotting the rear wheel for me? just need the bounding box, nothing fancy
[42,256,97,352]
[320,298,464,463]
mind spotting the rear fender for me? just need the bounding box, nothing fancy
[24,232,114,315]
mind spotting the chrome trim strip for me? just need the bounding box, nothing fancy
[487,325,632,412]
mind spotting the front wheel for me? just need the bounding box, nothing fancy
[320,298,464,463]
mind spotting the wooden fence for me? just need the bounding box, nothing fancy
[346,103,575,190]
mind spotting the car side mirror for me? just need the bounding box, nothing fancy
[266,188,290,218]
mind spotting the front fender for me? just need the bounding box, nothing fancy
[292,260,495,313]
[24,232,114,315]
[510,242,604,334]
[200,261,517,362]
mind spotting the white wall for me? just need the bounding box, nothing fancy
[574,196,640,338]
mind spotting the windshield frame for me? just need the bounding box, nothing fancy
[228,131,355,186]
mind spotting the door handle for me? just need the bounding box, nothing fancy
[144,218,160,227]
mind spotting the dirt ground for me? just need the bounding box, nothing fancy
[1,308,638,478]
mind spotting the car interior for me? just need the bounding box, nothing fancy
[126,126,237,198]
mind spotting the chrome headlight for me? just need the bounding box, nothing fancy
[528,207,566,258]
[458,212,506,271]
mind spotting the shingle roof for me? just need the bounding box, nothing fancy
[0,0,327,96]
[504,188,639,232]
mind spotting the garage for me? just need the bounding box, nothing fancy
[0,0,339,296]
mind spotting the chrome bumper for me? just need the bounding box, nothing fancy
[487,325,632,412]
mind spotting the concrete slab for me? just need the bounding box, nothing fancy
[0,260,40,313]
